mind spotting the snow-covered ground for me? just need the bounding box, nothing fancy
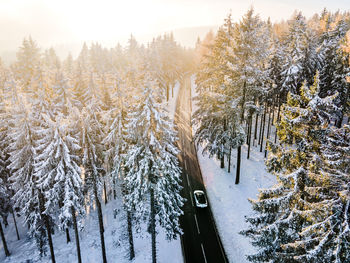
[1,194,182,263]
[0,82,183,263]
[191,76,276,262]
[165,81,180,120]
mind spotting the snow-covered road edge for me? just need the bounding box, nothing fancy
[190,75,276,262]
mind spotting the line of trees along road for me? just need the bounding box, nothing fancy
[0,33,194,262]
[193,8,350,263]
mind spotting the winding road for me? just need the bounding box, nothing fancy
[175,76,228,263]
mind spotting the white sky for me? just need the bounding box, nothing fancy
[0,0,349,55]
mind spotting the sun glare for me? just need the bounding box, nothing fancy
[45,0,177,42]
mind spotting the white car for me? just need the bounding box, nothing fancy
[194,190,208,208]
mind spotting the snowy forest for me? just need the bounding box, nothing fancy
[194,8,350,263]
[0,34,193,263]
[0,5,350,263]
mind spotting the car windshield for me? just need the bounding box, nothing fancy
[196,192,206,204]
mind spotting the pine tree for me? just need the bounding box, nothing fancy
[79,101,107,263]
[281,12,319,95]
[35,113,84,263]
[103,77,136,259]
[194,15,245,172]
[0,94,12,227]
[281,123,350,263]
[124,70,184,263]
[8,103,49,257]
[103,78,128,199]
[52,72,76,116]
[226,8,269,183]
[241,73,337,262]
[14,37,41,90]
[319,19,350,127]
[0,177,10,257]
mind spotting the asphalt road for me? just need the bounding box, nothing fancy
[175,76,228,263]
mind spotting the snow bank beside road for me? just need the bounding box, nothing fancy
[164,80,180,121]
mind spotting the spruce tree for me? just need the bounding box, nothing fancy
[227,8,269,183]
[80,101,107,263]
[35,113,84,263]
[124,70,184,263]
[8,103,49,257]
[0,178,10,257]
[194,15,245,173]
[103,78,136,259]
[287,125,350,262]
[241,73,336,262]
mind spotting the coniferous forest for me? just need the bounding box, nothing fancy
[0,4,350,263]
[194,8,350,263]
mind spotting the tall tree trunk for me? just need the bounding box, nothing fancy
[71,206,82,263]
[258,106,265,146]
[12,210,20,240]
[166,83,169,102]
[254,113,259,147]
[236,81,246,185]
[276,96,281,124]
[220,152,225,169]
[240,83,246,122]
[265,104,272,158]
[260,103,267,153]
[2,216,8,227]
[150,188,157,263]
[271,99,275,127]
[0,221,10,257]
[104,180,108,205]
[247,116,253,159]
[66,228,71,243]
[93,177,107,263]
[39,191,56,263]
[113,179,117,200]
[228,147,231,173]
[274,125,278,144]
[246,120,250,144]
[127,211,135,260]
[45,215,56,263]
[221,119,227,169]
[337,85,349,128]
[235,146,241,185]
[274,96,281,143]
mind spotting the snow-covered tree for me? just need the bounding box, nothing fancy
[79,101,107,263]
[0,95,11,226]
[35,113,84,262]
[124,70,184,263]
[227,8,269,182]
[286,124,350,263]
[13,37,41,91]
[52,72,76,116]
[319,19,350,127]
[0,95,11,256]
[281,12,319,95]
[8,103,50,257]
[0,178,10,257]
[193,19,237,170]
[103,77,129,195]
[241,73,337,262]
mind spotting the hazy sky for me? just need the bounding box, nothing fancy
[0,0,349,58]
